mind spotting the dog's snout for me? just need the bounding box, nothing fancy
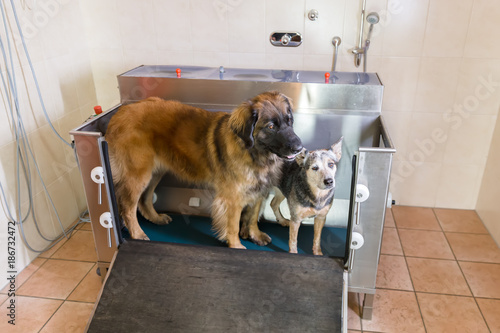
[290,142,303,154]
[288,134,303,154]
[324,178,334,187]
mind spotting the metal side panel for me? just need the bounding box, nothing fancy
[73,134,118,263]
[348,149,393,294]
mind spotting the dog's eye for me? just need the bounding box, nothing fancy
[328,162,334,169]
[268,124,275,130]
[312,166,319,171]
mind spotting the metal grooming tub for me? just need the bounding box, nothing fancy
[71,65,395,331]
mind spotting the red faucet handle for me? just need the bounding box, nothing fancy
[176,68,181,78]
[324,72,330,83]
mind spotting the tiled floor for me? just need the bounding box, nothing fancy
[1,207,500,332]
[349,206,500,333]
[0,223,101,333]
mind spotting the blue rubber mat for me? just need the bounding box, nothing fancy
[122,214,346,257]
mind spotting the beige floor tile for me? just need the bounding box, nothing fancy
[446,233,500,263]
[0,258,47,293]
[460,262,500,298]
[0,296,62,332]
[0,294,7,304]
[381,227,404,255]
[376,255,413,291]
[17,259,94,299]
[40,301,94,333]
[392,205,441,230]
[398,229,455,259]
[361,289,425,333]
[51,230,97,262]
[68,264,103,303]
[417,293,489,333]
[476,298,500,333]
[406,257,471,296]
[39,237,69,258]
[434,208,489,233]
[348,292,361,330]
[385,207,395,227]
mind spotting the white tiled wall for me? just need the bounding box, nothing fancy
[0,0,97,284]
[1,0,497,285]
[79,0,500,212]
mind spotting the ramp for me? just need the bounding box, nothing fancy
[87,240,344,332]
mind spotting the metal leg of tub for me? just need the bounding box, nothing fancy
[342,270,348,333]
[362,293,375,320]
[97,261,110,282]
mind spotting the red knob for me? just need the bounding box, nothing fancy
[94,105,102,115]
[324,72,330,83]
[176,68,181,78]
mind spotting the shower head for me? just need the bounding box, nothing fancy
[365,12,380,42]
[366,12,380,25]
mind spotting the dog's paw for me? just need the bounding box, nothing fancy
[239,226,250,240]
[153,213,172,225]
[313,244,323,255]
[278,218,291,227]
[250,231,272,246]
[131,231,150,241]
[229,243,247,250]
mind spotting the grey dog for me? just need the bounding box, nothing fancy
[271,137,343,255]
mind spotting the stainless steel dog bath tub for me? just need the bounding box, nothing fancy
[71,65,395,320]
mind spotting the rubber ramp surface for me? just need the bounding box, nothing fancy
[88,240,343,332]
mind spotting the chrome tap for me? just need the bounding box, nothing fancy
[332,36,341,72]
[351,1,380,72]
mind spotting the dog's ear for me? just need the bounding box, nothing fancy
[229,100,258,149]
[330,136,343,163]
[295,148,308,167]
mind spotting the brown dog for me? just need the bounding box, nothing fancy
[105,92,303,249]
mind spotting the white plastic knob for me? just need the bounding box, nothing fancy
[99,212,113,229]
[355,184,369,203]
[91,166,104,184]
[350,232,364,250]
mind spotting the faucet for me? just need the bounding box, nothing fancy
[351,4,380,72]
[332,36,341,72]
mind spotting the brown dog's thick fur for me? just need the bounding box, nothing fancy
[106,92,302,248]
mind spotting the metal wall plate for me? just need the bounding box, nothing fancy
[270,32,302,47]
